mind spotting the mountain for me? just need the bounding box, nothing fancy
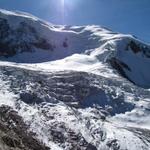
[0,9,150,150]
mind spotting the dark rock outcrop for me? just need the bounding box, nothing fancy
[0,18,54,57]
[0,105,50,150]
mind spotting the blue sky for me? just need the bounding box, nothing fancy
[0,0,150,43]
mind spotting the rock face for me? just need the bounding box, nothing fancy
[0,9,150,150]
[0,105,50,150]
[0,18,54,57]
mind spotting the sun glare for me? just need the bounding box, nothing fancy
[60,0,65,24]
[59,0,79,24]
[61,0,65,6]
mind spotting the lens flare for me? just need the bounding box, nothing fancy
[60,0,79,24]
[60,0,65,24]
[61,0,65,5]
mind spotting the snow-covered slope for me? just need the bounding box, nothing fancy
[0,9,150,150]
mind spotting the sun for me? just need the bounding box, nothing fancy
[61,0,65,6]
[59,0,78,24]
[60,0,79,8]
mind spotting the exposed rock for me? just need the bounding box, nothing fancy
[0,18,54,57]
[128,41,142,53]
[109,57,132,83]
[0,105,50,150]
[106,139,120,150]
